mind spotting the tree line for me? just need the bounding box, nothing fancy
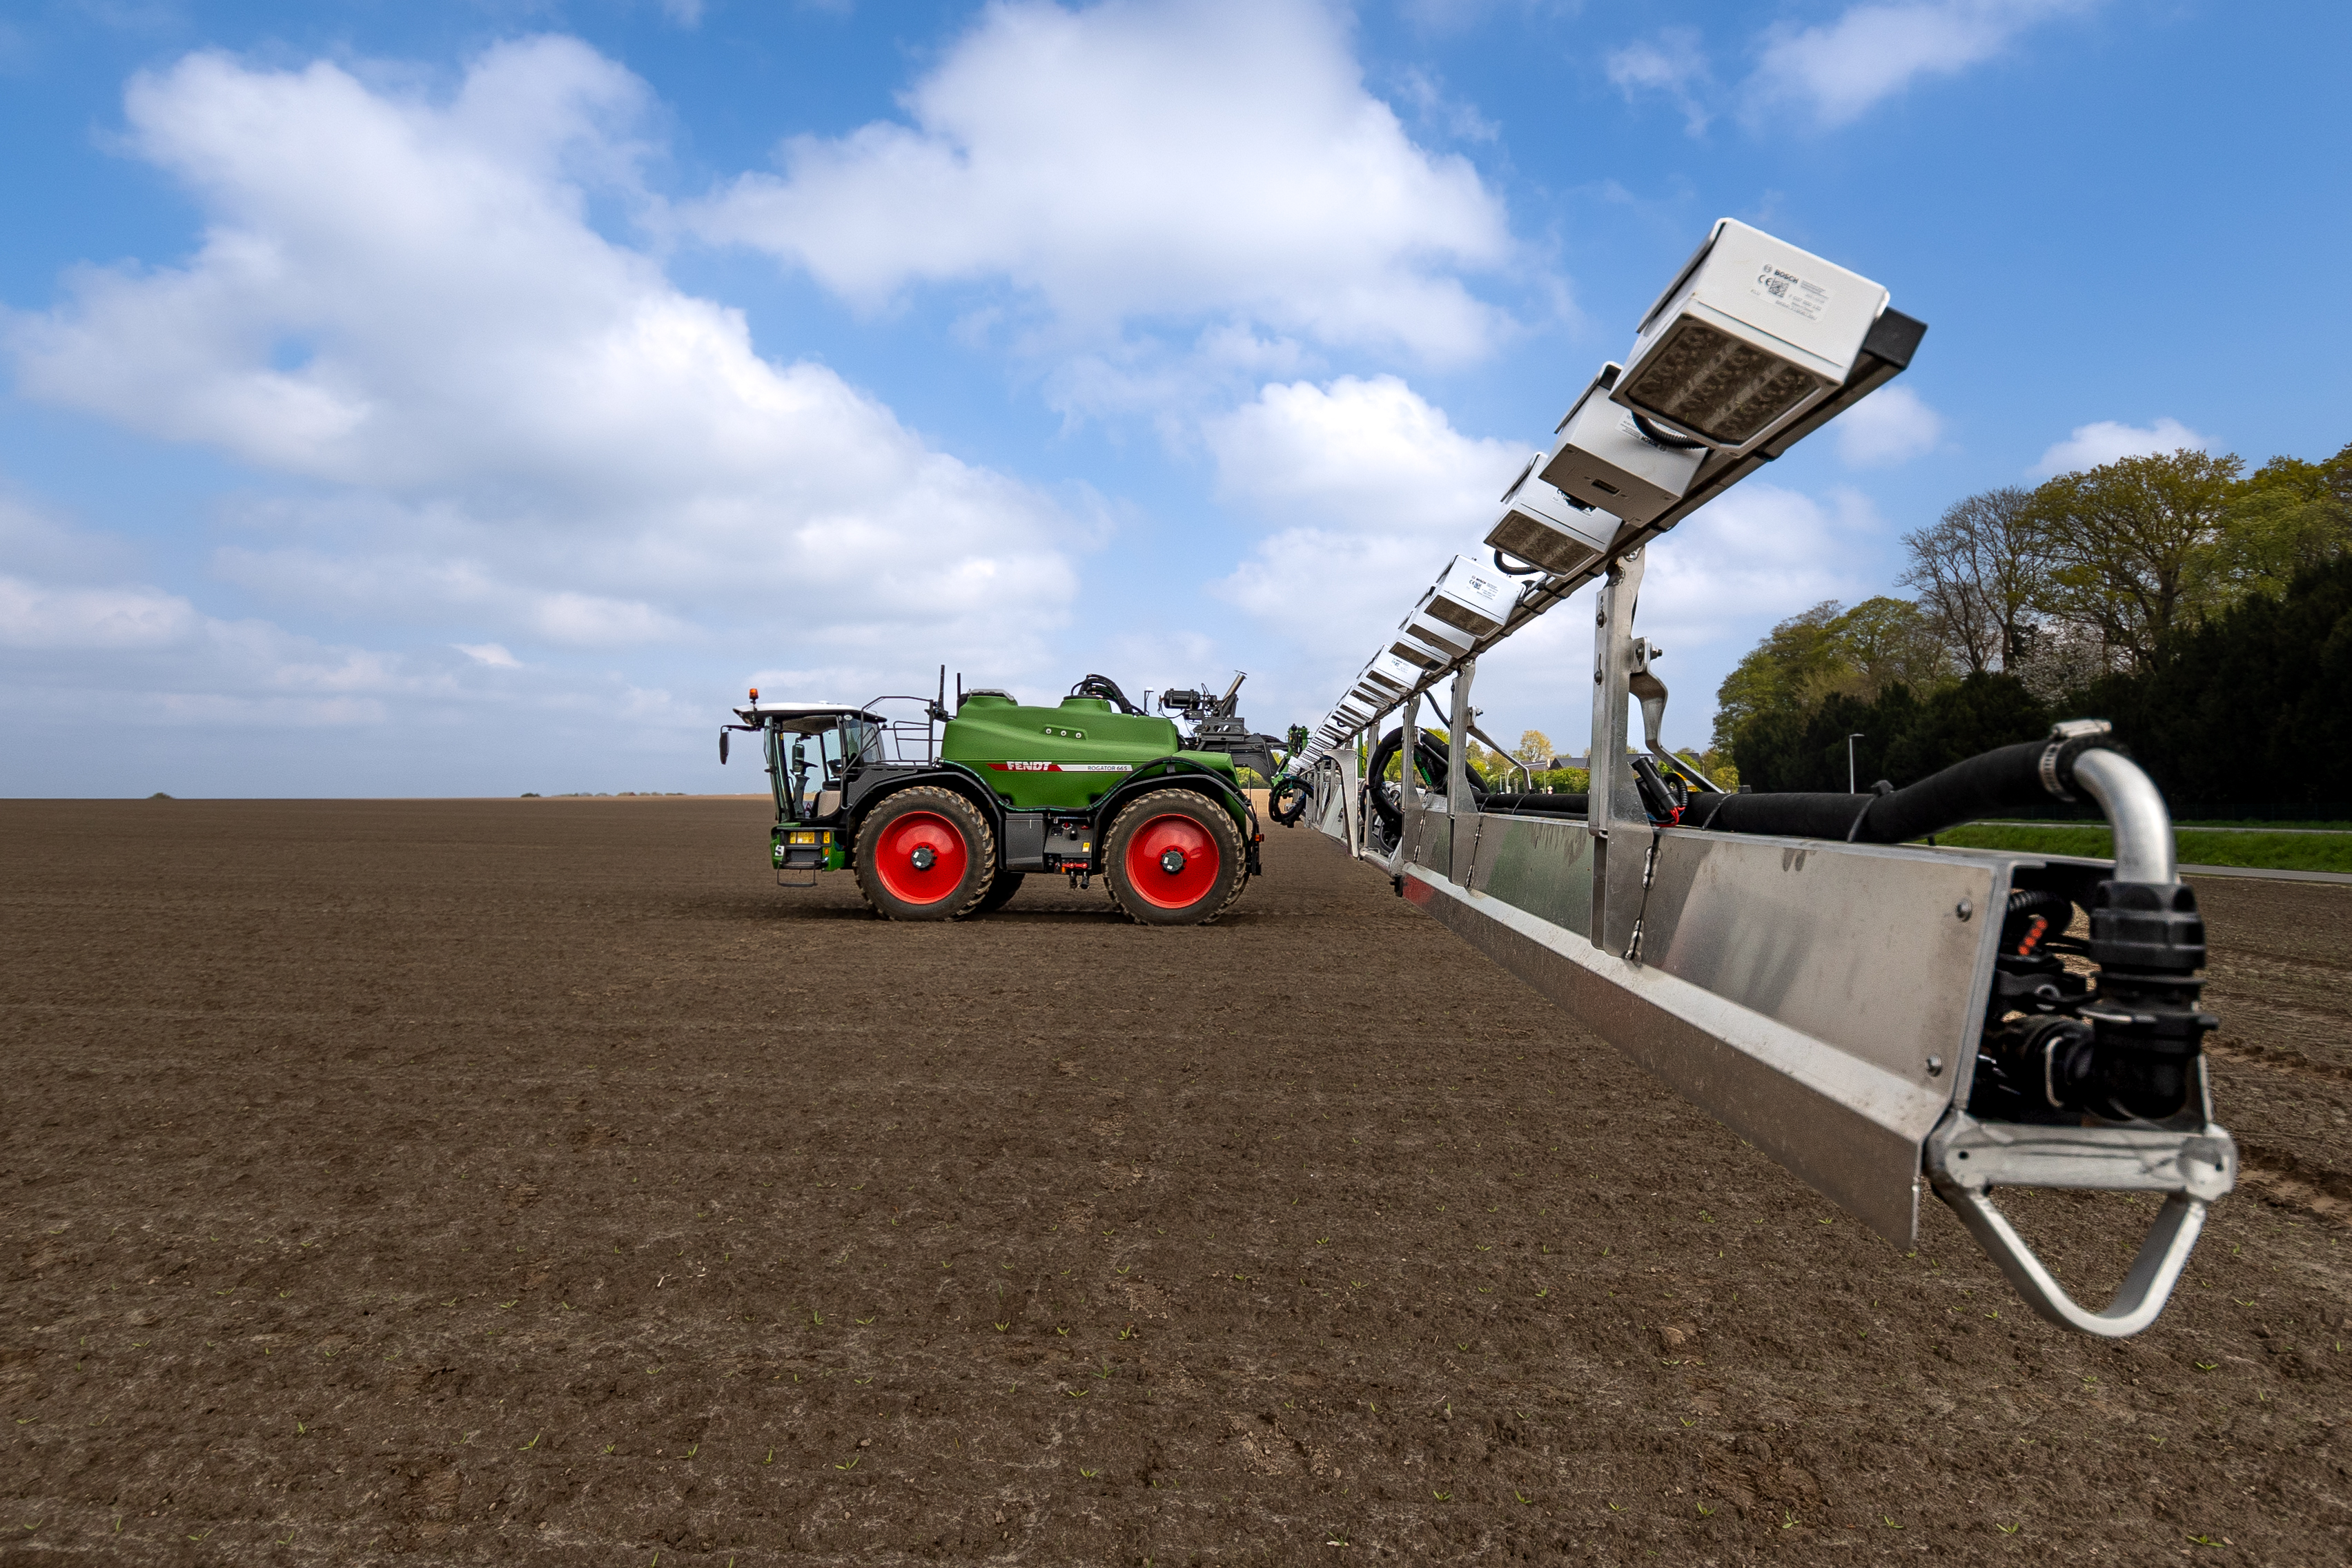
[1714,440,2352,807]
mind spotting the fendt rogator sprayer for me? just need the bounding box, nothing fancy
[718,672,1284,924]
[1286,217,2233,1338]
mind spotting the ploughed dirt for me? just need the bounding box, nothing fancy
[2,798,2347,1567]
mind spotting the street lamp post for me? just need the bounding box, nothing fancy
[1848,732,1866,794]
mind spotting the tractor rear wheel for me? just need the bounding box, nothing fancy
[1104,789,1247,925]
[854,787,994,921]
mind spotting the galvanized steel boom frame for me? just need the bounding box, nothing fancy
[1290,300,2233,1339]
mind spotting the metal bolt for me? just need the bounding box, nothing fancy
[1955,899,1973,921]
[1593,670,1604,684]
[1926,1055,1944,1077]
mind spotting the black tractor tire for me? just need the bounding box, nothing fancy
[1103,789,1248,925]
[968,869,1025,917]
[853,787,995,921]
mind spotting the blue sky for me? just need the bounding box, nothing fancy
[3,0,2346,796]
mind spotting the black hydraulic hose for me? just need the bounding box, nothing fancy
[1677,734,2126,844]
[1364,729,1489,836]
[1478,792,1590,818]
[1070,674,1142,714]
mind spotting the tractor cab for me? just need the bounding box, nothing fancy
[726,700,890,872]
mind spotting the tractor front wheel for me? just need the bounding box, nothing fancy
[854,787,994,921]
[1104,790,1247,925]
[969,869,1025,917]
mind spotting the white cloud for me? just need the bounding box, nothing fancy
[4,39,1086,703]
[0,545,451,727]
[1745,0,2093,129]
[1202,374,1522,707]
[689,0,1513,362]
[455,641,521,667]
[0,574,199,649]
[2030,416,2207,478]
[1642,483,1879,649]
[1834,383,1945,467]
[1607,27,1713,137]
[1395,67,1500,144]
[1206,374,1520,532]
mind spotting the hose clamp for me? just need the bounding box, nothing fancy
[2039,718,2113,801]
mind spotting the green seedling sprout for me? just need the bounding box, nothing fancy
[520,1433,540,1451]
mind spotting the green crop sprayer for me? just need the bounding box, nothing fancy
[720,670,1288,924]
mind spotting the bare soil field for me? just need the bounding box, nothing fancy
[2,798,2347,1567]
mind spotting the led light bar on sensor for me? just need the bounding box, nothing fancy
[1539,364,1705,526]
[1421,554,1520,640]
[1360,651,1418,694]
[1613,218,1889,454]
[1389,623,1453,670]
[1487,458,1614,576]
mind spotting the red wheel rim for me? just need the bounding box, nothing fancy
[873,811,968,905]
[1124,813,1219,909]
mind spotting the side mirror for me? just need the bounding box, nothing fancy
[719,729,729,765]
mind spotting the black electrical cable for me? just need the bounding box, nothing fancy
[1491,547,1542,578]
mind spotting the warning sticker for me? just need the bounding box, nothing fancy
[1750,264,1830,323]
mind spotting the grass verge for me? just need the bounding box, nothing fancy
[1929,823,2352,874]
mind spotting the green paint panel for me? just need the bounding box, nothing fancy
[943,694,1237,812]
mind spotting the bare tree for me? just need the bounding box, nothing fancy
[1899,487,2048,674]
